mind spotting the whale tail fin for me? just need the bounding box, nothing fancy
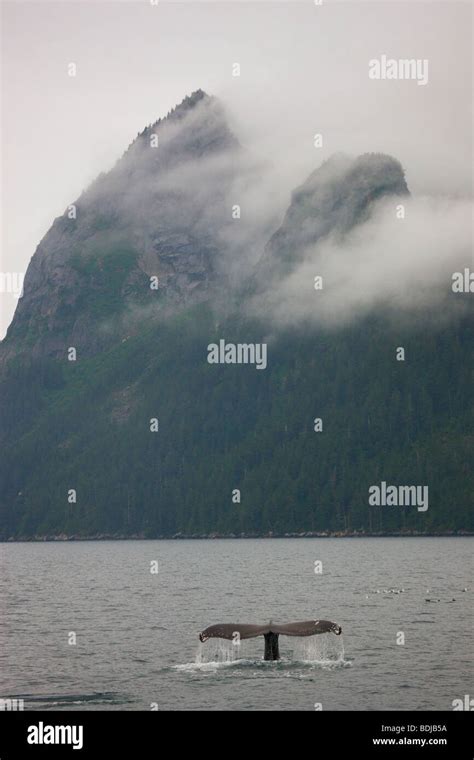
[199,619,342,643]
[198,620,342,661]
[199,623,269,642]
[272,620,342,637]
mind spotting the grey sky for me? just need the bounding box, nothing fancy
[1,0,472,337]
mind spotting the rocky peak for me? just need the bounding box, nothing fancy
[262,152,409,276]
[1,91,240,361]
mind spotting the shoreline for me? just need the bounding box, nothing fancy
[1,530,473,543]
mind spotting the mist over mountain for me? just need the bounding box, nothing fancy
[262,152,409,273]
[252,151,470,331]
[2,91,243,360]
[0,91,472,539]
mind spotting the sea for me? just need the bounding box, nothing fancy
[0,537,472,711]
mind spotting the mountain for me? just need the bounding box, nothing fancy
[1,90,239,362]
[261,152,409,276]
[0,91,472,539]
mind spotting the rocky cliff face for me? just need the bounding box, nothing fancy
[1,90,240,361]
[1,90,470,539]
[2,90,410,363]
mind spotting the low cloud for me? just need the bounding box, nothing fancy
[249,194,473,330]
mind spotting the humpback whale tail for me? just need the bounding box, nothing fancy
[199,620,342,660]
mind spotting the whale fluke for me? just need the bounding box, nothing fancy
[199,623,271,641]
[271,620,342,637]
[199,619,342,660]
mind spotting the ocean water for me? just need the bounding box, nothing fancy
[0,537,472,711]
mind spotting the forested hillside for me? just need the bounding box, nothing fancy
[1,91,472,539]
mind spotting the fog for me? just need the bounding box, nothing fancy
[1,0,472,337]
[249,193,473,329]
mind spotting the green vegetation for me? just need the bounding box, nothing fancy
[1,303,472,538]
[71,242,142,318]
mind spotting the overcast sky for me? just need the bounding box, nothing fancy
[1,0,472,337]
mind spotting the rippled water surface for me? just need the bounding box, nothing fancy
[0,538,472,710]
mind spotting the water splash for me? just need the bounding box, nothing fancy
[292,634,345,664]
[183,634,347,670]
[195,639,242,665]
